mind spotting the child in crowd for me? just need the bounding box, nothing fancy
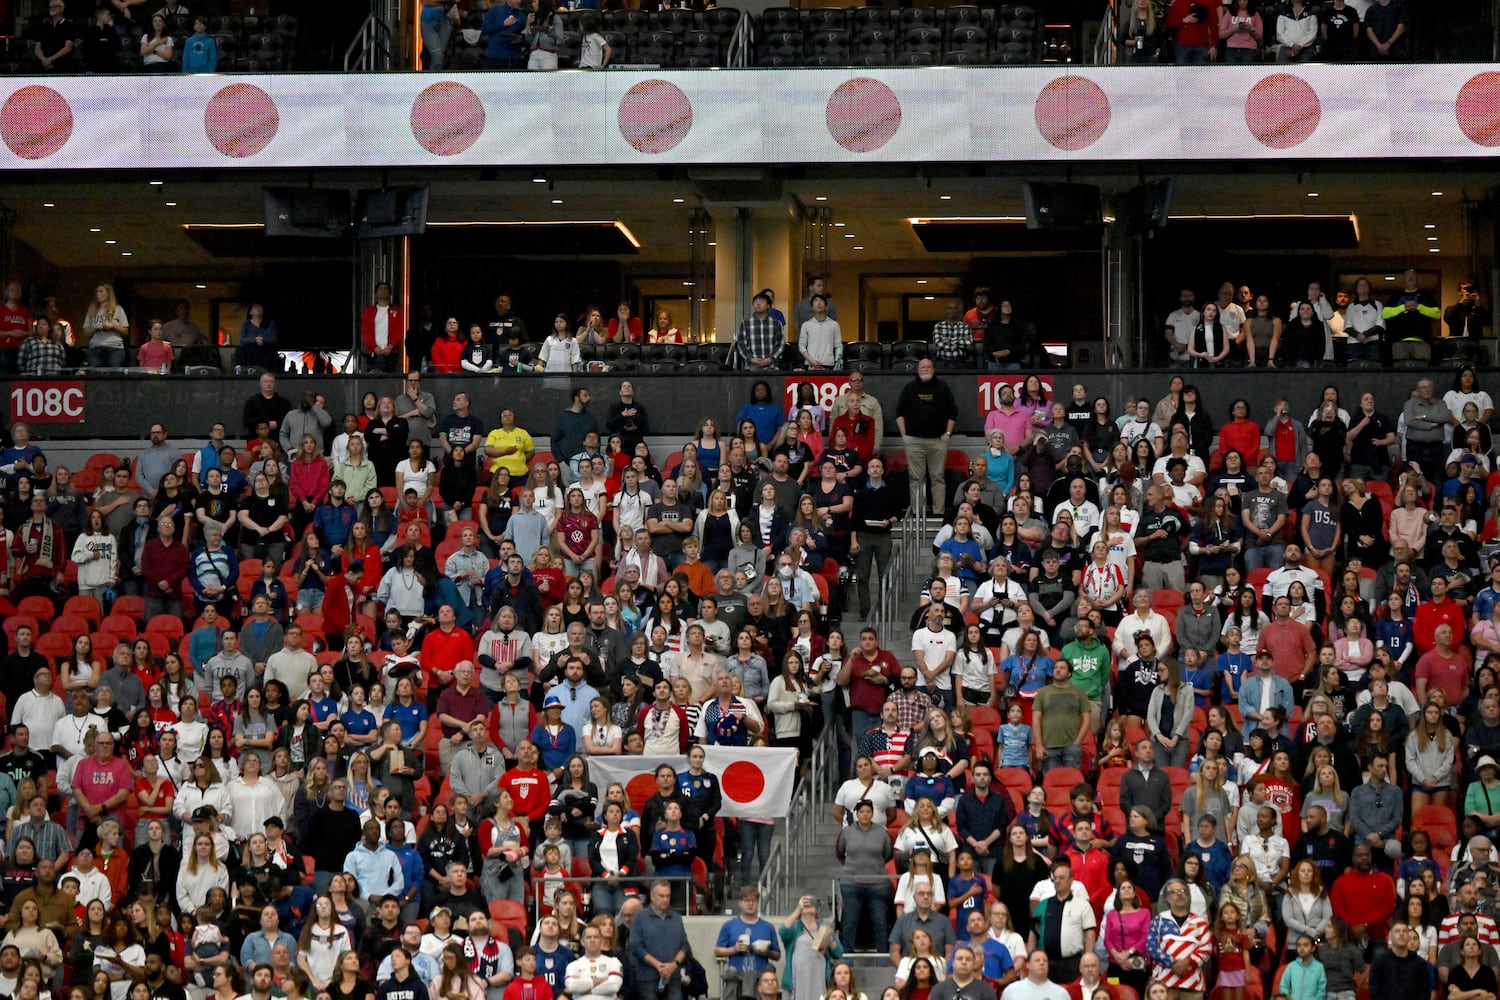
[997,702,1032,768]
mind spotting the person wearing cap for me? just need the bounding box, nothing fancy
[531,693,577,780]
[343,819,405,909]
[1450,836,1500,899]
[379,925,441,983]
[1466,755,1500,835]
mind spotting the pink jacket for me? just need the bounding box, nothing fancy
[289,456,331,506]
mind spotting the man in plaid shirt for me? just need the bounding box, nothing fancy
[18,323,66,376]
[930,300,972,370]
[734,292,785,371]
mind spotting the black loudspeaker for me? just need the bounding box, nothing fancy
[263,188,350,238]
[356,186,430,239]
[1125,178,1175,235]
[1022,181,1102,232]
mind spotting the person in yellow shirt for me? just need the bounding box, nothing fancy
[483,407,535,477]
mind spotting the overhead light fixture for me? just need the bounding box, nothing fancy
[121,251,132,256]
[707,241,716,247]
[682,281,693,286]
[1307,192,1319,198]
[1427,236,1438,241]
[149,180,163,186]
[1385,275,1396,281]
[1432,191,1444,196]
[551,199,563,205]
[814,196,827,202]
[90,227,101,232]
[1424,224,1436,229]
[672,198,684,203]
[852,245,864,250]
[195,284,206,289]
[104,239,116,244]
[833,222,846,228]
[843,233,856,238]
[916,279,927,284]
[1429,247,1441,253]
[939,195,952,201]
[42,202,54,208]
[165,201,177,207]
[532,175,547,184]
[923,295,934,300]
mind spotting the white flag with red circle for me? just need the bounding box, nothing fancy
[701,746,799,817]
[585,747,800,818]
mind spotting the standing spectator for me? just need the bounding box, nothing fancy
[895,359,958,518]
[1279,935,1327,1000]
[1370,924,1432,1000]
[1032,661,1090,774]
[1403,378,1450,486]
[1328,844,1396,943]
[836,799,893,953]
[1026,860,1095,983]
[1145,879,1211,996]
[714,887,780,991]
[9,495,65,605]
[1119,740,1172,828]
[140,514,188,620]
[629,881,690,1000]
[361,283,403,372]
[734,293,785,372]
[1363,0,1407,58]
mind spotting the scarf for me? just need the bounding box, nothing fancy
[25,516,55,569]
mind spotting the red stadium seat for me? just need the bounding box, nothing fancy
[967,706,1001,730]
[112,595,146,623]
[145,615,185,639]
[63,596,103,625]
[17,597,53,618]
[100,614,138,640]
[489,899,528,937]
[1413,804,1459,853]
[35,633,74,663]
[50,615,91,642]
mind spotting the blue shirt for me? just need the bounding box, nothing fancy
[716,916,780,977]
[947,938,1014,981]
[1217,652,1253,697]
[1476,585,1500,625]
[534,943,574,996]
[240,930,297,968]
[342,708,378,740]
[392,843,423,903]
[388,702,428,743]
[998,723,1032,767]
[530,723,577,772]
[309,696,339,726]
[650,828,696,875]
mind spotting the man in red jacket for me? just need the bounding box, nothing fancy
[1414,574,1468,656]
[498,739,551,843]
[1329,844,1397,944]
[360,282,403,373]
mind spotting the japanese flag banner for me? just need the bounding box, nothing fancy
[586,747,800,818]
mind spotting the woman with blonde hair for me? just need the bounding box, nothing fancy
[1407,699,1456,812]
[83,282,129,369]
[176,833,229,913]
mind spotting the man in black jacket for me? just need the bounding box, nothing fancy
[241,373,293,439]
[895,360,958,518]
[605,381,651,455]
[1118,739,1172,832]
[306,779,363,893]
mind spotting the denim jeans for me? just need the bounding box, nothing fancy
[421,8,452,71]
[89,346,127,369]
[1175,44,1210,63]
[593,881,629,918]
[739,819,774,882]
[1243,543,1284,571]
[840,881,891,952]
[1042,743,1083,774]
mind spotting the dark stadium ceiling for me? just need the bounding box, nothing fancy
[5,166,1488,274]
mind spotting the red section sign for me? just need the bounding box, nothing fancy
[10,380,85,423]
[977,374,1056,415]
[783,375,851,424]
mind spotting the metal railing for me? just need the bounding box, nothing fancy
[756,721,838,914]
[344,11,395,71]
[1093,0,1118,65]
[531,873,699,921]
[726,12,751,67]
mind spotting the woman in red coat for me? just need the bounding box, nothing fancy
[429,316,465,373]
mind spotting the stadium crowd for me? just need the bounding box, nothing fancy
[0,284,1495,1000]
